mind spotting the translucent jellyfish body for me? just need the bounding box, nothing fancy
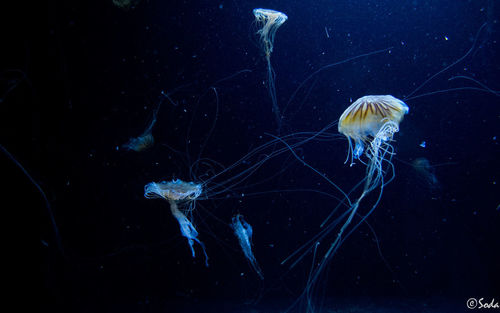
[252,8,288,130]
[253,8,288,58]
[144,179,202,201]
[231,214,264,279]
[286,95,409,307]
[339,95,409,161]
[144,179,208,266]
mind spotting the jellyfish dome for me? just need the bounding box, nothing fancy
[144,179,202,201]
[253,8,288,56]
[338,95,409,159]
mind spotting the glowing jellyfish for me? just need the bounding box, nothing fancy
[332,95,408,253]
[144,179,208,266]
[231,214,264,280]
[122,102,161,152]
[253,8,288,129]
[339,95,409,163]
[283,95,409,309]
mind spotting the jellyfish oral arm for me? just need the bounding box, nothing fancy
[353,140,365,160]
[169,200,209,267]
[170,201,198,255]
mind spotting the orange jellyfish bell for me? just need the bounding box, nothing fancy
[338,95,409,160]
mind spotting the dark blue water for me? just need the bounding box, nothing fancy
[4,0,499,312]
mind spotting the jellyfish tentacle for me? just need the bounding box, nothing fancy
[1,144,65,258]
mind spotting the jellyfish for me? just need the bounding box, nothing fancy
[412,157,440,191]
[253,8,288,130]
[329,95,408,251]
[144,179,208,266]
[280,95,409,310]
[231,214,264,280]
[122,133,154,152]
[122,101,161,152]
[112,0,140,11]
[324,95,408,257]
[339,95,409,164]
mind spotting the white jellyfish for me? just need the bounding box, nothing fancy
[253,8,288,130]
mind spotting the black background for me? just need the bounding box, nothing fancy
[3,0,500,312]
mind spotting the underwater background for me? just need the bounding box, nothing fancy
[4,0,500,312]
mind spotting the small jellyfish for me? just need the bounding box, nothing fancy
[412,157,441,191]
[231,214,264,280]
[122,102,160,152]
[144,179,208,266]
[253,8,288,130]
[112,0,140,11]
[122,133,154,152]
[253,8,288,59]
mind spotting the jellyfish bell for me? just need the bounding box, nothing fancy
[144,179,202,201]
[339,95,409,162]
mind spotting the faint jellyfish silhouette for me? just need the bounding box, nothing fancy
[231,214,264,280]
[144,179,208,266]
[122,102,160,152]
[122,133,154,152]
[112,0,140,11]
[253,8,288,129]
[412,157,440,191]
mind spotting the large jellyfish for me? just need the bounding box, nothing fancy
[253,8,288,130]
[144,179,208,266]
[282,95,408,310]
[339,95,409,165]
[334,95,408,247]
[319,95,408,261]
